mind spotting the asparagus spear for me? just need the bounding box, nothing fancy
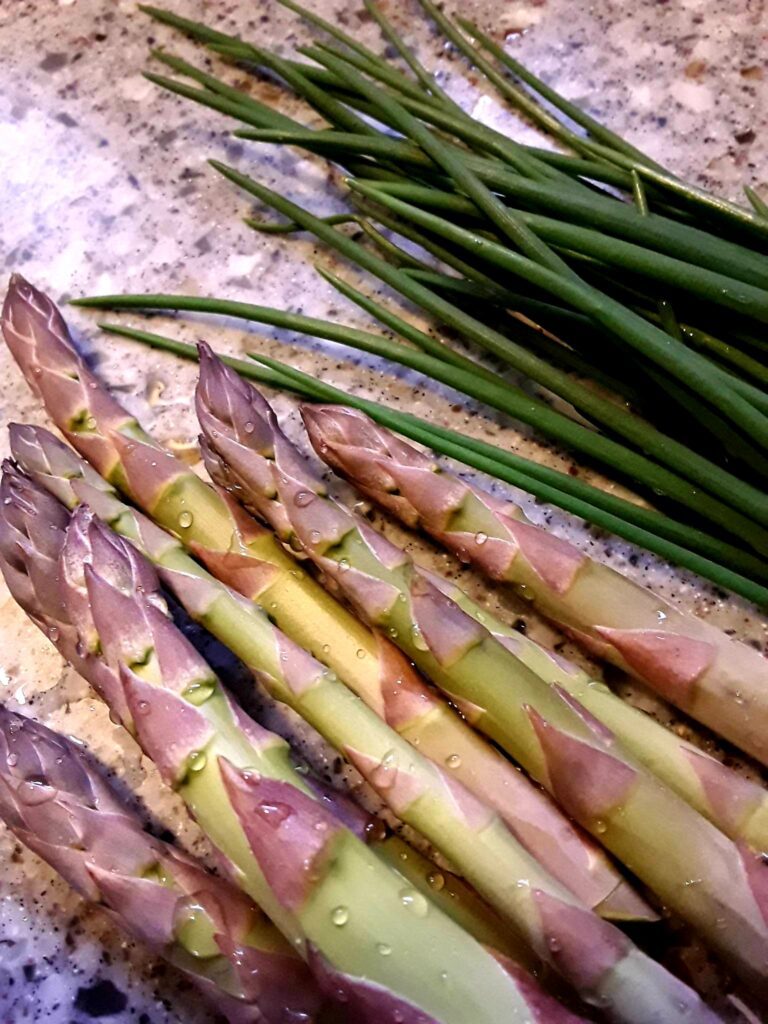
[0,273,432,745]
[303,406,768,768]
[425,569,768,855]
[51,502,730,1020]
[189,358,768,997]
[4,432,719,1019]
[0,705,324,1024]
[0,473,565,1024]
[195,341,647,921]
[0,455,540,981]
[0,278,648,924]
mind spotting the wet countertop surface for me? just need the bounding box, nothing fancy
[0,0,767,1021]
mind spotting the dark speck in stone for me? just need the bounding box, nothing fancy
[735,128,756,144]
[74,979,128,1018]
[55,112,78,128]
[22,963,38,982]
[126,173,140,190]
[656,116,668,127]
[156,128,177,147]
[194,234,212,254]
[156,828,175,844]
[39,52,68,72]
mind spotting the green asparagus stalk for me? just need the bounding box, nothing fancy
[1,469,566,1024]
[195,340,651,921]
[92,320,768,608]
[1,277,647,924]
[420,569,768,855]
[305,406,768,768]
[0,703,324,1024]
[4,429,721,1016]
[1,450,546,987]
[186,356,768,994]
[63,506,726,1022]
[0,274,477,795]
[12,415,645,929]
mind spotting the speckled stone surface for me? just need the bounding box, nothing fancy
[0,0,766,1021]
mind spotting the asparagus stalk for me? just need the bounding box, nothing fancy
[195,341,651,921]
[4,435,719,1019]
[12,415,646,927]
[1,451,542,984]
[0,274,442,726]
[422,570,768,855]
[0,278,645,924]
[1,471,564,1024]
[56,508,728,1020]
[304,406,768,768]
[0,705,324,1024]
[187,362,768,994]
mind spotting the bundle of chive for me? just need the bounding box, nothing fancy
[75,0,768,606]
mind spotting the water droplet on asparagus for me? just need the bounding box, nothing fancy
[445,753,461,769]
[427,871,445,892]
[355,648,366,659]
[18,779,56,806]
[410,625,429,651]
[474,532,488,545]
[372,749,398,789]
[294,491,315,508]
[178,511,193,529]
[244,421,255,434]
[184,680,215,706]
[399,887,429,917]
[135,700,151,717]
[256,801,293,826]
[6,753,18,768]
[331,905,349,927]
[187,750,207,773]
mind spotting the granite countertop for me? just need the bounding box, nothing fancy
[0,1,766,1021]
